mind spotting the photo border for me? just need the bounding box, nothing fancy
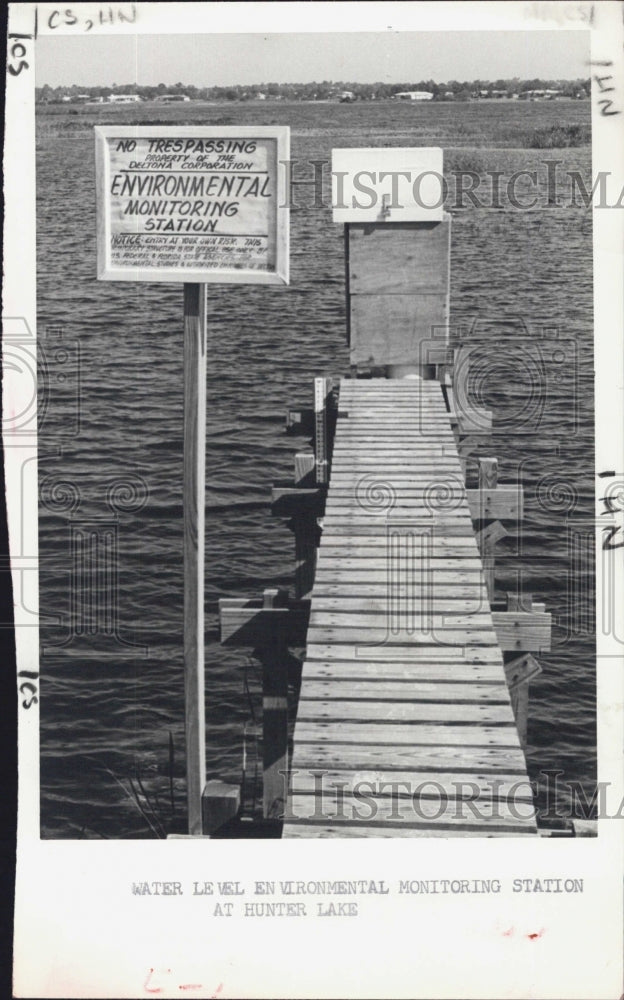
[4,4,623,998]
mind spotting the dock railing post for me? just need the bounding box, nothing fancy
[257,589,289,820]
[285,379,333,599]
[503,595,543,749]
[476,457,507,605]
[292,450,319,599]
[479,456,497,600]
[183,283,207,835]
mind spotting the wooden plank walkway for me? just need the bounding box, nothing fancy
[283,378,538,838]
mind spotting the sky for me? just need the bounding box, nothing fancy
[36,30,590,87]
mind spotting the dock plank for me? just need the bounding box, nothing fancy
[321,521,476,533]
[287,795,536,832]
[281,823,535,838]
[289,742,528,773]
[293,721,521,746]
[312,570,487,583]
[317,536,480,549]
[306,642,505,663]
[288,769,534,801]
[314,556,485,568]
[311,594,488,607]
[308,611,493,629]
[311,585,488,600]
[300,679,512,703]
[300,660,504,682]
[296,700,516,724]
[305,628,499,647]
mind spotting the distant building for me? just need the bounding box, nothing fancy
[157,94,191,102]
[339,91,356,103]
[520,89,562,101]
[107,94,142,103]
[393,91,434,101]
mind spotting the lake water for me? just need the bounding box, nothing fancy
[37,99,595,838]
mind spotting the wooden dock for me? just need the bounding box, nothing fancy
[282,377,540,838]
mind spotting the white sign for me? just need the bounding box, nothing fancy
[96,126,289,283]
[332,146,444,223]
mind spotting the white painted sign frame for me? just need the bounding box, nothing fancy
[95,125,289,284]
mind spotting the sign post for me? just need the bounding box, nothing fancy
[183,282,207,835]
[96,125,289,834]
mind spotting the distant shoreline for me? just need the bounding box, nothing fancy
[38,96,589,107]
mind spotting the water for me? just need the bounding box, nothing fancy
[37,99,594,838]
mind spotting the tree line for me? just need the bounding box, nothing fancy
[36,78,590,103]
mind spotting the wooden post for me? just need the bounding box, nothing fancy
[456,435,482,481]
[183,283,207,835]
[202,780,241,835]
[503,650,542,749]
[477,520,507,605]
[260,644,288,820]
[294,515,321,599]
[507,591,533,613]
[514,686,529,750]
[478,460,498,536]
[314,376,330,484]
[292,451,320,599]
[479,457,498,492]
[294,451,315,486]
[258,589,289,820]
[505,595,535,748]
[477,458,501,604]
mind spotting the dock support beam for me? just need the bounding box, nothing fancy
[183,283,207,836]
